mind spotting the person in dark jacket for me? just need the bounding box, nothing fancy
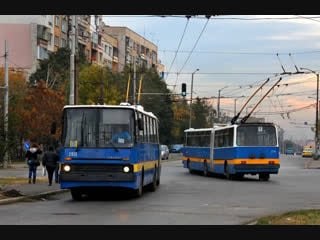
[54,144,61,183]
[42,146,59,186]
[25,143,42,184]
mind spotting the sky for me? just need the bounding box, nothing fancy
[101,15,320,144]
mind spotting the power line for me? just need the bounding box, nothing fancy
[103,15,320,21]
[177,16,210,75]
[165,16,191,83]
[159,49,320,55]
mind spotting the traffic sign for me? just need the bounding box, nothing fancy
[23,141,30,151]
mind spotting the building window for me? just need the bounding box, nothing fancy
[61,38,67,48]
[62,19,68,33]
[47,33,52,45]
[37,46,48,60]
[54,36,59,47]
[54,16,60,26]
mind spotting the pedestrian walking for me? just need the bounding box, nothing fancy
[25,143,42,184]
[42,146,59,186]
[54,164,59,183]
[54,143,61,183]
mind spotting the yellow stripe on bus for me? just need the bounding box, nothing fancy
[182,156,279,165]
[133,160,160,172]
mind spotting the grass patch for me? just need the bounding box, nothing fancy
[0,177,47,185]
[255,209,320,225]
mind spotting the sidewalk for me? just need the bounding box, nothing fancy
[0,163,68,205]
[304,158,320,169]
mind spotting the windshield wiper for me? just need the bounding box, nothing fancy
[107,140,119,152]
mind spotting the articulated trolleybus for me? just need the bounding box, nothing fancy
[182,122,280,181]
[57,103,161,200]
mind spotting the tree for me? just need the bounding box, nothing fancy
[191,97,215,129]
[171,99,189,143]
[135,67,174,145]
[19,80,66,146]
[29,48,71,89]
[0,69,29,164]
[78,65,124,105]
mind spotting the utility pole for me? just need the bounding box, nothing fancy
[189,68,199,128]
[217,86,228,122]
[300,68,319,159]
[133,56,136,105]
[74,16,78,105]
[69,15,76,105]
[95,15,104,104]
[316,73,319,154]
[217,89,221,121]
[4,40,9,167]
[99,68,104,104]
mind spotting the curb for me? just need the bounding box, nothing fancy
[0,189,69,205]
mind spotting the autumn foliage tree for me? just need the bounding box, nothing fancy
[19,80,66,147]
[0,69,29,164]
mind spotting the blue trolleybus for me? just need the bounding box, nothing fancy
[55,103,161,200]
[182,122,280,181]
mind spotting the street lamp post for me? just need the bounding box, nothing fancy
[301,67,319,159]
[217,86,228,122]
[189,68,199,128]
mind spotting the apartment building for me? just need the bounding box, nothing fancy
[0,15,54,77]
[76,15,92,61]
[90,18,120,71]
[0,15,164,80]
[99,33,119,72]
[101,24,160,73]
[0,15,92,77]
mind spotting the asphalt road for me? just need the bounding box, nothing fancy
[0,153,319,225]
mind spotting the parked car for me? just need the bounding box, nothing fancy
[160,145,169,160]
[285,148,294,155]
[169,144,184,153]
[302,146,313,158]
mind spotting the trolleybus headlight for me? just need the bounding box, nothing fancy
[63,165,71,172]
[123,166,130,173]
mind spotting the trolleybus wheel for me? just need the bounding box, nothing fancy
[71,189,83,201]
[235,173,244,180]
[134,173,144,197]
[224,163,234,180]
[187,160,194,174]
[203,161,208,176]
[148,167,158,192]
[259,173,270,181]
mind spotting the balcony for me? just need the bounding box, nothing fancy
[112,56,119,63]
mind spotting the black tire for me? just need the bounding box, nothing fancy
[187,160,194,174]
[235,173,244,180]
[224,163,234,180]
[148,168,158,192]
[70,189,83,201]
[134,173,143,197]
[203,161,208,176]
[259,173,270,181]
